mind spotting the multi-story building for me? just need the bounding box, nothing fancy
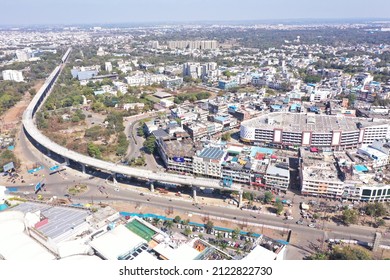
[168,40,218,50]
[264,162,290,192]
[2,70,24,82]
[162,77,183,89]
[300,149,390,201]
[193,147,226,178]
[156,137,199,174]
[105,62,113,73]
[240,112,390,150]
[300,149,345,198]
[218,80,238,90]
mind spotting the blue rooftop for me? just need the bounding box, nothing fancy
[199,147,225,160]
[215,116,227,122]
[250,147,274,157]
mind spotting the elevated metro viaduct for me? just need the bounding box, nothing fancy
[22,48,244,206]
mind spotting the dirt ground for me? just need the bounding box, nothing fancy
[2,80,43,125]
[3,80,43,171]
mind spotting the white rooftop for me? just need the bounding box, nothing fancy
[243,245,277,261]
[153,242,200,260]
[0,211,56,260]
[90,225,145,260]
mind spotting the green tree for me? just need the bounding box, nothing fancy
[164,220,174,233]
[143,135,156,154]
[365,203,387,218]
[329,246,372,260]
[376,219,386,228]
[275,201,284,215]
[173,215,181,223]
[342,209,358,226]
[137,126,145,137]
[87,143,102,159]
[263,191,274,204]
[184,228,192,236]
[116,132,129,156]
[205,221,214,234]
[232,227,241,241]
[221,132,231,142]
[152,218,161,226]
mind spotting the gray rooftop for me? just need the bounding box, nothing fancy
[199,147,225,160]
[11,202,89,240]
[242,112,390,133]
[266,164,290,178]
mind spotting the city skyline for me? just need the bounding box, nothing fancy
[1,0,390,26]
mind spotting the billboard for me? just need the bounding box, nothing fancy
[28,166,43,174]
[49,165,59,171]
[34,181,42,192]
[3,162,15,172]
[173,157,185,163]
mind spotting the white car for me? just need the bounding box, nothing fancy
[308,223,316,228]
[286,216,294,220]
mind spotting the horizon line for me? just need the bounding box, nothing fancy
[1,17,390,28]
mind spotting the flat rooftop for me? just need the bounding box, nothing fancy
[12,202,89,240]
[162,138,199,158]
[300,149,341,182]
[242,112,390,133]
[198,147,225,160]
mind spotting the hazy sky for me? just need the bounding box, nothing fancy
[1,0,390,25]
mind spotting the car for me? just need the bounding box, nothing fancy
[308,223,316,228]
[139,193,144,196]
[296,220,303,225]
[286,216,294,220]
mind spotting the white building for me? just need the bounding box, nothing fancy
[193,147,226,178]
[105,62,113,73]
[15,49,31,62]
[2,70,24,82]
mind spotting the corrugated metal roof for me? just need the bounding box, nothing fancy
[199,147,225,160]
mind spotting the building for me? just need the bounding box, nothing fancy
[15,49,32,62]
[168,40,218,50]
[264,162,290,193]
[2,70,24,82]
[218,80,238,90]
[300,149,345,198]
[162,77,183,89]
[105,62,113,73]
[300,149,390,201]
[193,147,226,178]
[156,137,200,174]
[240,112,390,150]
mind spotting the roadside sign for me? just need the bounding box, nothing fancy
[3,162,15,172]
[34,181,42,192]
[28,166,43,174]
[49,165,59,171]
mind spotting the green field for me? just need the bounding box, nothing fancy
[126,219,156,241]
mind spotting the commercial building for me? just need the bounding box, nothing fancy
[193,147,226,178]
[168,40,218,50]
[218,79,238,90]
[300,149,345,198]
[156,137,200,174]
[300,149,390,201]
[240,112,390,150]
[2,70,24,82]
[162,77,183,88]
